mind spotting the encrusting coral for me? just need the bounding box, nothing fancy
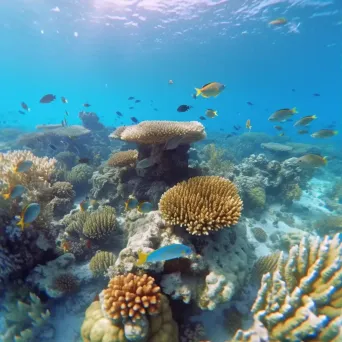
[89,251,116,277]
[159,176,243,235]
[107,150,139,167]
[232,234,342,341]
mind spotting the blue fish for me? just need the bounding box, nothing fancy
[17,203,41,230]
[137,244,192,265]
[14,160,33,173]
[138,201,153,213]
[2,185,26,200]
[125,196,139,210]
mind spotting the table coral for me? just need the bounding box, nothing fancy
[159,176,243,236]
[232,234,342,341]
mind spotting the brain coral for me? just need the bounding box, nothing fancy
[66,164,93,186]
[159,176,243,236]
[102,273,161,323]
[109,120,206,145]
[233,234,342,341]
[107,150,138,167]
[83,206,117,240]
[89,251,116,277]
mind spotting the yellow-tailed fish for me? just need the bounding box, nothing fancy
[125,195,139,210]
[195,82,225,99]
[79,199,89,212]
[294,115,317,127]
[246,119,252,131]
[17,203,41,230]
[13,160,33,173]
[268,107,298,122]
[311,129,338,139]
[297,154,327,168]
[205,109,218,118]
[279,132,285,137]
[2,185,26,200]
[137,244,192,266]
[138,201,153,213]
[269,17,287,26]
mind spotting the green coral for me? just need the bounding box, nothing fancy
[89,251,116,277]
[314,215,342,235]
[282,183,302,203]
[83,206,117,240]
[202,143,234,175]
[65,211,89,238]
[0,291,50,342]
[66,164,93,187]
[246,186,266,209]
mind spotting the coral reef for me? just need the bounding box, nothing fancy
[55,151,78,169]
[52,272,79,294]
[89,251,116,277]
[159,176,243,236]
[314,215,342,235]
[250,227,268,243]
[79,111,105,131]
[233,234,342,341]
[107,150,139,167]
[251,252,281,284]
[66,164,93,193]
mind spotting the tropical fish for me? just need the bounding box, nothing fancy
[128,97,135,100]
[297,154,327,168]
[129,106,134,110]
[2,185,26,200]
[21,102,30,111]
[18,110,26,115]
[137,244,192,265]
[61,96,68,104]
[168,80,174,85]
[17,203,41,230]
[61,240,71,252]
[80,199,89,211]
[313,93,320,97]
[205,109,218,118]
[83,103,91,107]
[40,94,56,103]
[311,129,338,139]
[116,111,123,117]
[131,117,139,123]
[138,201,153,213]
[125,196,139,210]
[246,119,252,131]
[65,110,69,116]
[274,125,283,131]
[233,125,241,131]
[269,17,287,26]
[135,100,141,103]
[177,105,192,112]
[195,82,225,98]
[268,107,298,122]
[298,129,309,135]
[279,132,285,137]
[247,101,253,106]
[294,115,317,127]
[49,144,57,150]
[13,160,33,173]
[199,116,206,121]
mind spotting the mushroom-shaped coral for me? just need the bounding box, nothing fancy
[83,206,117,240]
[89,251,116,277]
[233,234,342,341]
[159,176,243,236]
[109,120,206,145]
[101,273,161,323]
[107,150,138,167]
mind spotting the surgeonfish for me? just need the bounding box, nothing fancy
[2,185,26,200]
[17,203,41,230]
[268,107,298,122]
[194,82,225,98]
[297,154,328,168]
[125,196,139,211]
[205,109,218,118]
[21,102,31,112]
[13,160,33,173]
[294,115,317,127]
[39,94,56,103]
[137,244,192,265]
[311,129,338,139]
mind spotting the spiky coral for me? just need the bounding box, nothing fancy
[159,176,243,235]
[107,150,138,167]
[52,272,79,294]
[233,234,342,341]
[89,251,116,277]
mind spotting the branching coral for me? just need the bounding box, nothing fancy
[89,251,116,277]
[102,273,161,323]
[202,143,234,176]
[107,150,138,167]
[83,206,117,240]
[233,234,342,341]
[159,176,243,235]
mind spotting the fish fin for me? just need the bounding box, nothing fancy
[195,88,202,97]
[323,157,328,165]
[202,94,209,98]
[17,218,25,230]
[292,107,298,114]
[136,251,149,266]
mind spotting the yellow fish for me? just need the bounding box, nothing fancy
[246,119,252,131]
[195,82,225,99]
[311,129,338,139]
[17,203,40,230]
[205,109,218,118]
[297,154,327,168]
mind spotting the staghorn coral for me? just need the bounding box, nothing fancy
[52,272,79,294]
[81,294,178,342]
[251,227,268,243]
[0,290,51,342]
[83,206,117,240]
[159,176,243,236]
[101,273,161,323]
[107,150,139,167]
[232,234,342,341]
[89,251,116,277]
[109,120,206,145]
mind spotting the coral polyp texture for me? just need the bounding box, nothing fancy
[109,120,206,145]
[159,176,243,235]
[233,234,342,341]
[101,273,161,323]
[107,150,139,167]
[89,251,116,277]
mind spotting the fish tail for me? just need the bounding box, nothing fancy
[323,156,328,165]
[334,130,339,135]
[136,251,149,266]
[195,88,202,97]
[214,111,218,116]
[12,166,18,173]
[312,114,317,119]
[2,193,10,200]
[17,218,25,230]
[292,107,298,114]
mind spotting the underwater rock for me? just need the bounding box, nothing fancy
[78,111,105,131]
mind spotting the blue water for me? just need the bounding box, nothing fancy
[1,0,341,142]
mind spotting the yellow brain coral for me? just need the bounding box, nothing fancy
[159,176,243,236]
[107,150,138,167]
[233,234,342,341]
[109,120,206,145]
[102,273,161,323]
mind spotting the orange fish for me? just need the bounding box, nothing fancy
[61,241,71,252]
[246,119,252,131]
